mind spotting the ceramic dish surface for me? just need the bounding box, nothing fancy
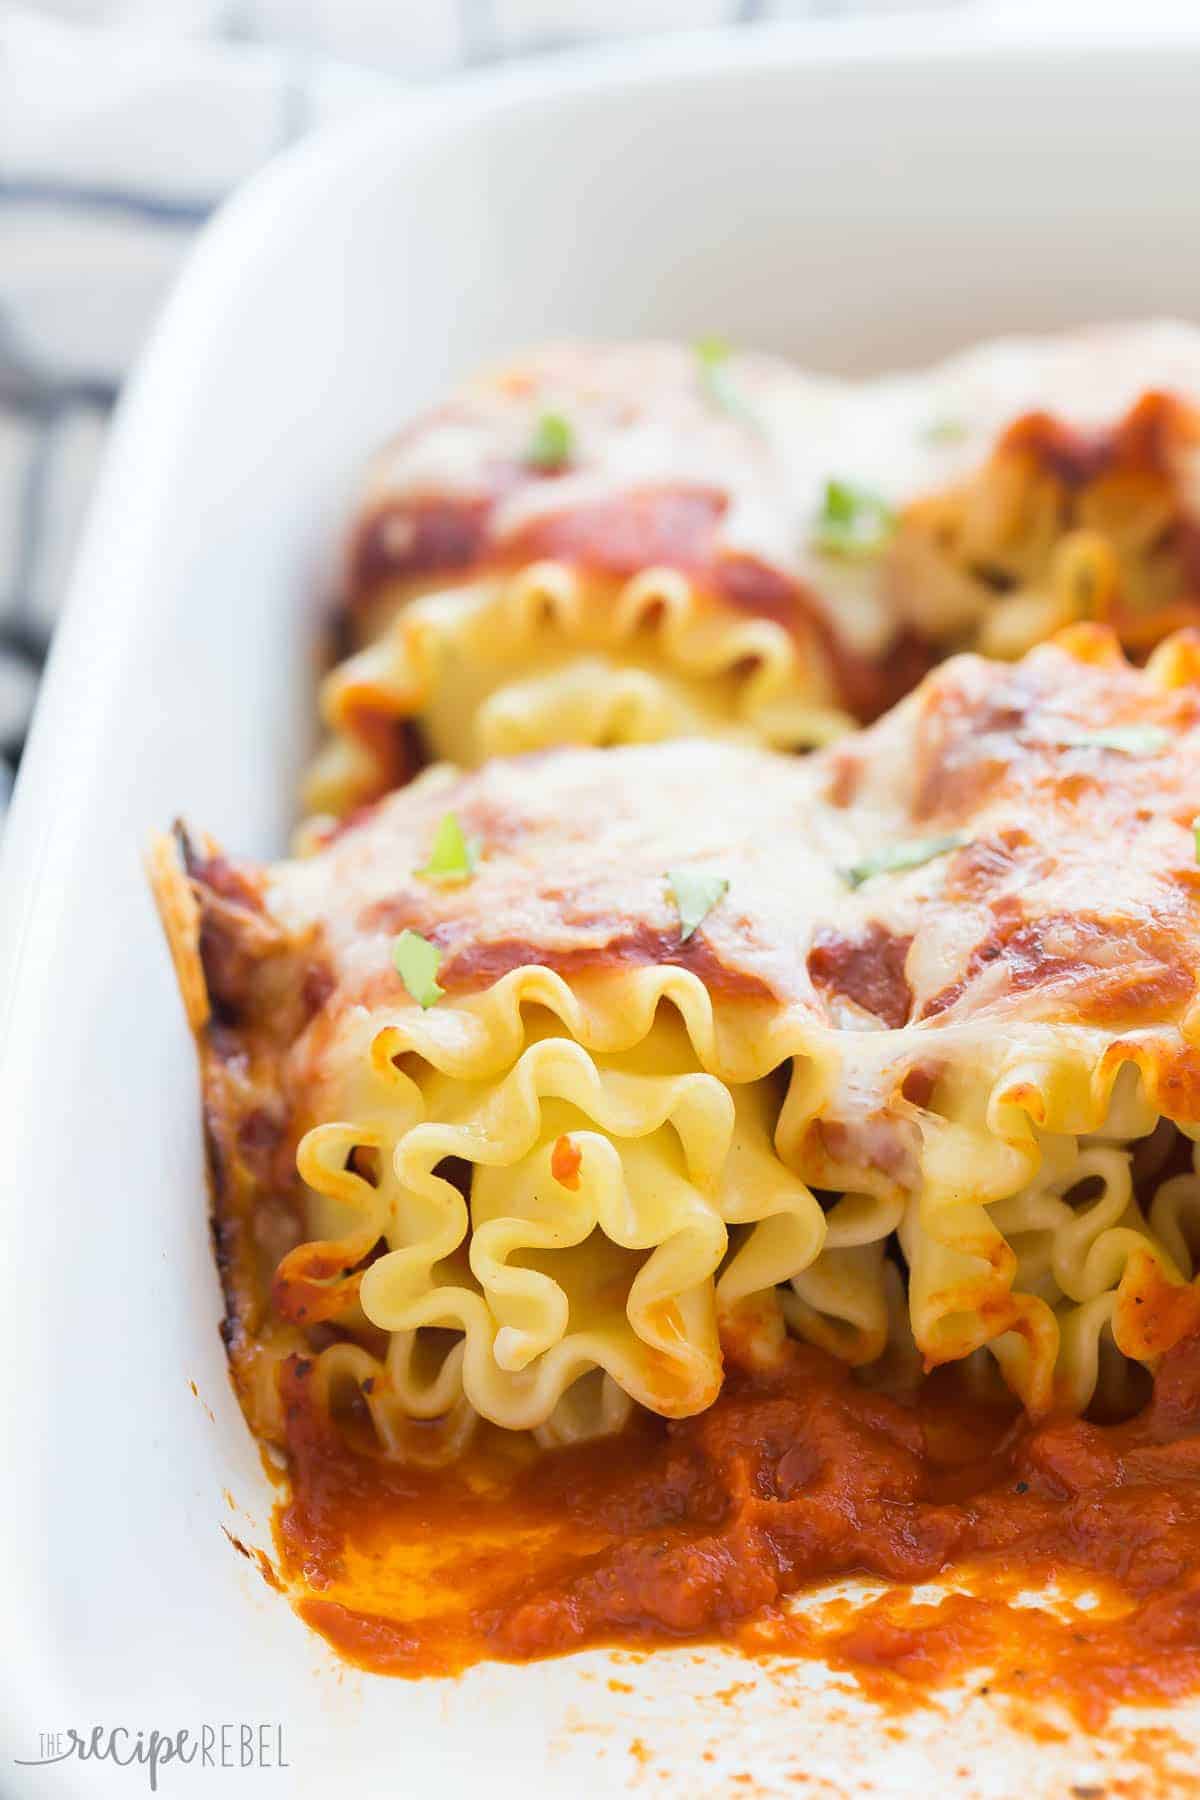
[5,13,1200,1796]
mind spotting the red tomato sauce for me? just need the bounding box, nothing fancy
[271,1336,1200,1725]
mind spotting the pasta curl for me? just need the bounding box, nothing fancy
[889,391,1200,661]
[305,562,848,817]
[292,1015,827,1428]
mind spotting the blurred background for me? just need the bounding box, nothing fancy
[0,0,1119,828]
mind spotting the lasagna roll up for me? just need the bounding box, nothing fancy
[304,341,932,818]
[883,319,1200,661]
[157,626,1200,1462]
[155,746,869,1464]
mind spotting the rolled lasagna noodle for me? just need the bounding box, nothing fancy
[876,319,1200,662]
[890,390,1200,661]
[305,340,926,817]
[309,324,1200,817]
[156,625,1200,1463]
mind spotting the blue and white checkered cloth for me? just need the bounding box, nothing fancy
[0,0,960,825]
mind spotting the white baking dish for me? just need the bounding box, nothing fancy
[5,13,1200,1796]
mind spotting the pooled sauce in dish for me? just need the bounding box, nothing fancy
[273,1335,1200,1726]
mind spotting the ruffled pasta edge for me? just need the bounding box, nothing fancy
[303,559,852,816]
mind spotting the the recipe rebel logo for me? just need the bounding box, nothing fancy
[13,1724,289,1791]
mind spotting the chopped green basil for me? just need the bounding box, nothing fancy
[392,929,444,1008]
[811,479,896,559]
[415,812,481,885]
[667,868,729,942]
[922,417,969,446]
[694,335,731,376]
[1193,816,1200,865]
[1052,726,1171,757]
[841,833,968,890]
[527,412,573,471]
[693,337,760,431]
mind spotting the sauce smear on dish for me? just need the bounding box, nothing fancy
[274,1334,1200,1723]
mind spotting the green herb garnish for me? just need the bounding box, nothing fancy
[1052,726,1171,757]
[811,479,896,559]
[923,417,969,446]
[695,335,731,379]
[392,930,444,1008]
[841,833,968,890]
[667,869,729,942]
[693,337,760,431]
[527,412,573,471]
[415,812,481,885]
[1193,816,1200,865]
